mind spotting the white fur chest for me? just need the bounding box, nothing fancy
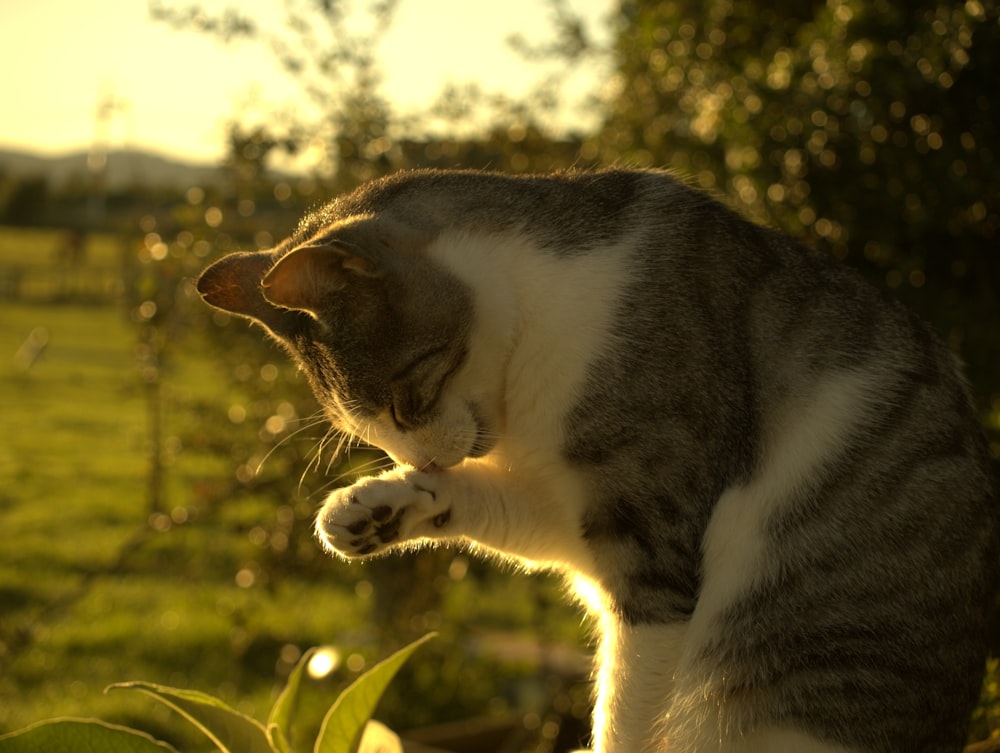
[425,230,633,472]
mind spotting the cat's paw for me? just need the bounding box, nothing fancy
[314,473,451,558]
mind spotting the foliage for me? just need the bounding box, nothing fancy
[588,0,1000,438]
[1,175,49,225]
[0,720,176,753]
[148,0,591,188]
[0,634,434,753]
[972,659,1000,744]
[149,0,401,188]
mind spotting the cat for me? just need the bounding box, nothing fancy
[197,168,997,753]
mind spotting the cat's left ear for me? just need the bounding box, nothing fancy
[197,250,280,324]
[261,241,381,314]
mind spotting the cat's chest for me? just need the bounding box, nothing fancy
[426,230,633,458]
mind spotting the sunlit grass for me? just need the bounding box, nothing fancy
[0,297,368,740]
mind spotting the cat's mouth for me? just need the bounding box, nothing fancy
[393,405,496,471]
[414,415,495,471]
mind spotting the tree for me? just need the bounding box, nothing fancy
[150,0,400,190]
[590,0,999,440]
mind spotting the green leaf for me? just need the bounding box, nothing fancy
[0,717,177,753]
[269,647,314,729]
[267,647,348,752]
[314,633,436,753]
[267,722,292,753]
[109,682,273,753]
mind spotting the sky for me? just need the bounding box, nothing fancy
[0,0,612,168]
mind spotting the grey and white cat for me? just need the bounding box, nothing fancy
[197,168,997,753]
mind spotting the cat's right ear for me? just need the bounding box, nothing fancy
[261,241,382,315]
[197,250,297,333]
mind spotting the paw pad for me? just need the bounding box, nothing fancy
[316,476,451,558]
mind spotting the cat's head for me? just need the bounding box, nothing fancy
[196,209,497,470]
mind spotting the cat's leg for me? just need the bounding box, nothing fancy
[593,623,851,753]
[590,620,687,753]
[314,460,591,566]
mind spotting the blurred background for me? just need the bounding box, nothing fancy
[1,0,998,750]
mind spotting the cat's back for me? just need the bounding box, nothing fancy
[550,168,993,495]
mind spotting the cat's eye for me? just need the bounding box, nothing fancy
[388,352,442,429]
[388,380,422,430]
[387,345,465,431]
[389,397,413,430]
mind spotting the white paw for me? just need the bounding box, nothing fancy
[314,473,450,558]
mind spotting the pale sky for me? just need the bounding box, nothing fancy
[0,0,612,168]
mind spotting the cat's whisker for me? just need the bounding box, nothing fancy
[253,414,331,476]
[299,423,345,494]
[306,455,397,500]
[315,427,353,476]
[330,431,359,470]
[334,454,395,481]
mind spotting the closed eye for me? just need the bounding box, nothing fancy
[389,393,415,430]
[388,345,467,429]
[390,345,453,383]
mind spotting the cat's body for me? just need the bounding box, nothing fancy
[198,168,997,753]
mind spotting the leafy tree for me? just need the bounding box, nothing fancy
[590,0,999,437]
[150,0,400,190]
[149,0,591,186]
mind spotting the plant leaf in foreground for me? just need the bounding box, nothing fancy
[109,682,273,753]
[314,633,436,753]
[269,647,317,732]
[0,717,178,753]
[268,646,331,753]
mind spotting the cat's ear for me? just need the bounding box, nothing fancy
[261,241,381,314]
[197,250,281,325]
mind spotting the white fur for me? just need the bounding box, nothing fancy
[690,370,881,645]
[593,620,689,753]
[423,229,634,571]
[426,229,633,477]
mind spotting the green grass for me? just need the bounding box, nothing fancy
[0,226,122,265]
[0,297,413,732]
[0,297,416,742]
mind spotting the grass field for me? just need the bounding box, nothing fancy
[0,226,590,750]
[0,298,361,736]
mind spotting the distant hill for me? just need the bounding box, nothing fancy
[0,147,230,191]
